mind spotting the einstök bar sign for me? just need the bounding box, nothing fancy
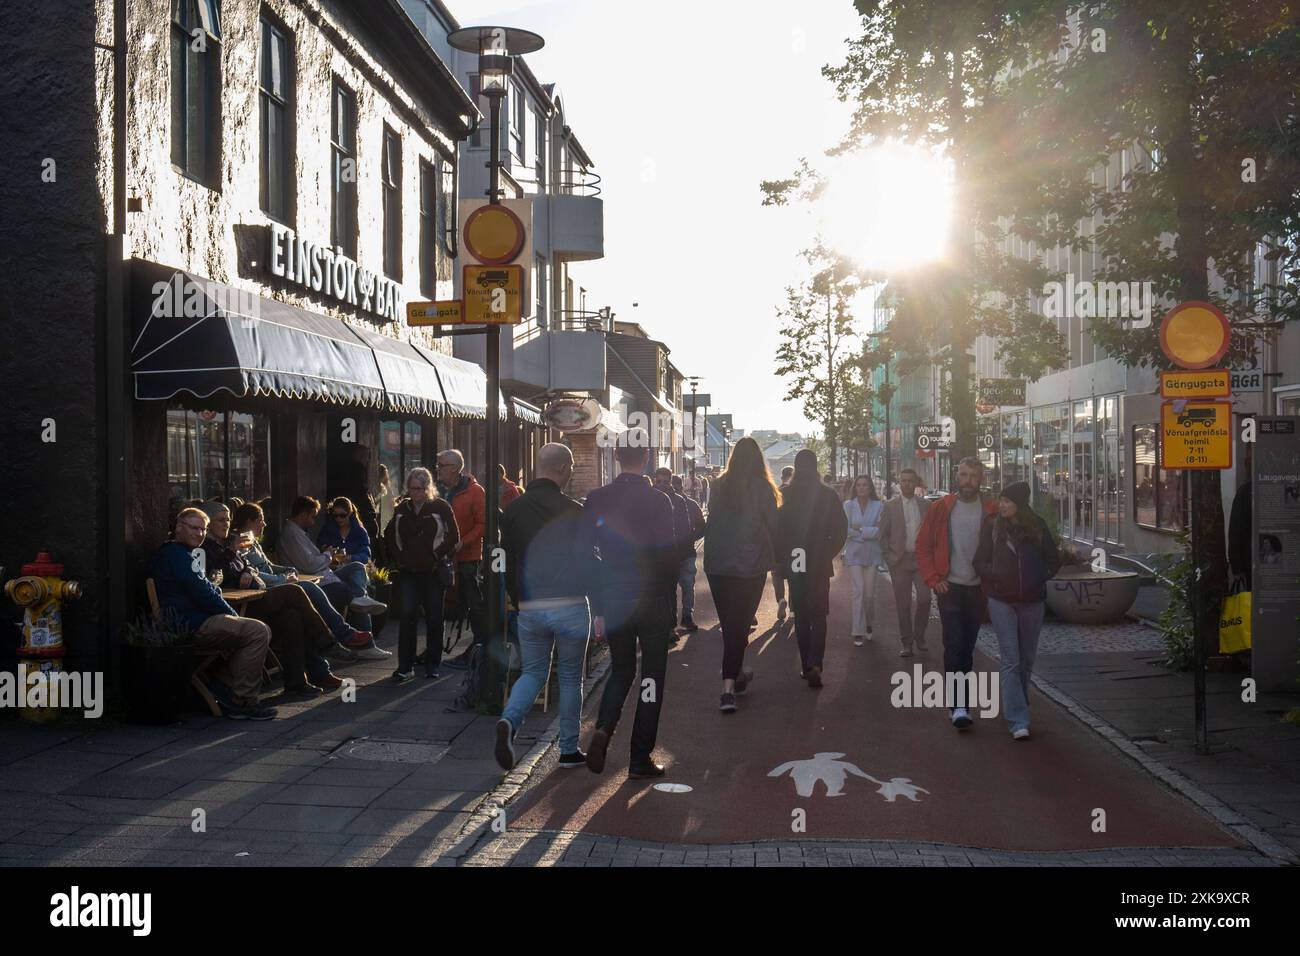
[267,224,403,323]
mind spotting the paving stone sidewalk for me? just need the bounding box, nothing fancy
[0,627,600,867]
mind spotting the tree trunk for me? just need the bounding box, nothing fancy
[945,37,977,479]
[827,290,839,477]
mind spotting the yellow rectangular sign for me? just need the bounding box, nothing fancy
[1160,369,1231,399]
[1160,401,1233,470]
[407,300,463,326]
[463,265,524,325]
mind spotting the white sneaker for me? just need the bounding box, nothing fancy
[951,708,973,729]
[853,635,865,647]
[865,628,873,642]
[355,642,393,660]
[1012,728,1030,740]
[776,600,788,621]
[350,595,388,613]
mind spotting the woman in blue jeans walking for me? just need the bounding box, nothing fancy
[972,481,1061,740]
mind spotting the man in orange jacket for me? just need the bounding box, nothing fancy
[914,457,998,730]
[435,449,488,668]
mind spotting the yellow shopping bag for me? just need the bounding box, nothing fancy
[1218,587,1252,654]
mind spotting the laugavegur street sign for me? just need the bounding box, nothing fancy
[1160,400,1232,470]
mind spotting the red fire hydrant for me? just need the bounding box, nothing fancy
[5,552,81,722]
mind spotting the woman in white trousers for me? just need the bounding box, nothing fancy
[843,475,884,646]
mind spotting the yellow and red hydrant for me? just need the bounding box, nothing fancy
[5,552,81,723]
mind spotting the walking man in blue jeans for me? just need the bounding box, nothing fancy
[495,443,596,771]
[915,457,997,729]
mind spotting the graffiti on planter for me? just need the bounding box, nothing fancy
[768,753,930,802]
[1051,579,1106,607]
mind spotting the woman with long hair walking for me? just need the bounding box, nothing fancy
[703,436,780,713]
[843,474,884,646]
[973,481,1061,739]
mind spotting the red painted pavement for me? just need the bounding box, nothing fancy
[508,563,1240,851]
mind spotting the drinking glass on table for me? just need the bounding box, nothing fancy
[211,569,224,588]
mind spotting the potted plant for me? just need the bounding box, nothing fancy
[121,609,197,724]
[368,564,393,635]
[1045,543,1142,625]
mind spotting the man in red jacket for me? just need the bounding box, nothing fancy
[914,457,998,729]
[435,449,488,669]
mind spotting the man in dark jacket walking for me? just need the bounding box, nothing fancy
[670,474,707,631]
[655,468,702,632]
[578,429,680,779]
[776,450,848,688]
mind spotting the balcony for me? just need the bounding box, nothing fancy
[513,323,606,392]
[549,173,604,261]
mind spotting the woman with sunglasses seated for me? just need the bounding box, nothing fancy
[317,497,373,566]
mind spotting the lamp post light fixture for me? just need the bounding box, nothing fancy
[447,24,544,711]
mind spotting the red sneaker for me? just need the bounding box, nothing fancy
[344,630,373,648]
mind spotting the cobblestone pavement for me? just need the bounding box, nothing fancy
[459,831,1278,867]
[978,617,1167,655]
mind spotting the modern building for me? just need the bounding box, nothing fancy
[401,0,614,487]
[1,0,492,675]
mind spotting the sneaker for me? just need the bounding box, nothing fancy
[494,718,516,771]
[734,667,754,696]
[282,682,324,698]
[349,595,388,614]
[1012,728,1031,740]
[853,635,865,647]
[222,700,277,721]
[866,627,873,642]
[806,666,823,689]
[354,642,393,661]
[680,615,699,632]
[776,599,788,621]
[314,673,344,690]
[343,630,374,648]
[719,692,737,713]
[952,708,973,729]
[557,750,587,769]
[391,669,415,685]
[899,647,914,658]
[628,762,666,779]
[586,728,610,774]
[324,643,358,663]
[423,668,440,680]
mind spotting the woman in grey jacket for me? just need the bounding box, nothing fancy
[703,437,780,714]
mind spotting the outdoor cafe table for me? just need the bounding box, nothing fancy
[222,589,266,613]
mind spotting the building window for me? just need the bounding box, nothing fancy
[379,420,422,491]
[331,80,357,259]
[535,254,547,327]
[382,126,402,280]
[166,408,272,522]
[468,74,486,149]
[511,91,525,159]
[259,18,292,223]
[1132,423,1188,533]
[170,0,222,187]
[419,158,438,298]
[535,110,546,187]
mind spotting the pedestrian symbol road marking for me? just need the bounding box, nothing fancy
[768,753,929,802]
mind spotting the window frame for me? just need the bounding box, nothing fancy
[382,124,403,281]
[330,79,358,259]
[419,156,438,299]
[170,0,223,189]
[258,15,294,224]
[1131,422,1188,534]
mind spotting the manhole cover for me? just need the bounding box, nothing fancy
[653,783,693,794]
[340,738,449,764]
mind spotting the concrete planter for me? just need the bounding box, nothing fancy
[1045,565,1141,624]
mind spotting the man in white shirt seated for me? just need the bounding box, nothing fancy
[279,495,390,660]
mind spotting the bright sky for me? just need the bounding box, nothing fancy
[447,0,867,436]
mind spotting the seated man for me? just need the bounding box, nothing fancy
[199,502,353,696]
[150,508,277,720]
[279,495,390,661]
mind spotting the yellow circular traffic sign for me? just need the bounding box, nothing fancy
[463,204,526,265]
[1159,301,1231,370]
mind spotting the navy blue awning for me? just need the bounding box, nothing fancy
[345,322,447,418]
[131,262,386,408]
[412,344,507,421]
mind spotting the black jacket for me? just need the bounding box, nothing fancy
[502,478,593,605]
[383,497,459,572]
[973,513,1061,604]
[776,476,848,580]
[576,472,679,614]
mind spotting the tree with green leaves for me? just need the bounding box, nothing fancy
[773,245,868,478]
[984,0,1300,655]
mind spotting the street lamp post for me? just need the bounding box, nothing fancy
[448,24,544,711]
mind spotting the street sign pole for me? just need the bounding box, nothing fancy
[481,92,504,712]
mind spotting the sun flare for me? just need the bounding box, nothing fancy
[817,143,953,274]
